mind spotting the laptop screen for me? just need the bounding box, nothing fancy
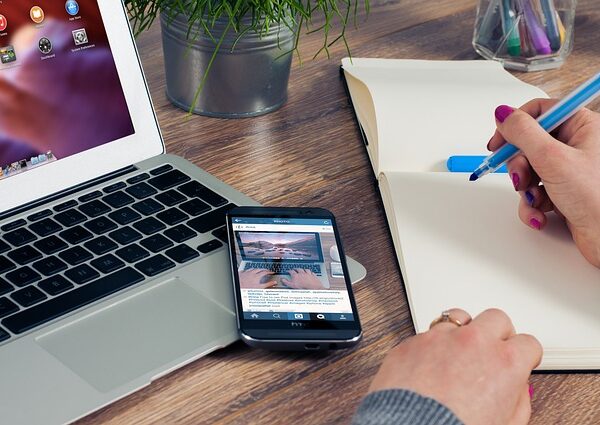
[236,232,324,263]
[0,0,134,180]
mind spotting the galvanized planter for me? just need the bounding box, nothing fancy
[160,12,295,118]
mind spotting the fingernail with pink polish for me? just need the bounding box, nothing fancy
[495,105,515,123]
[511,173,520,190]
[530,218,541,230]
[529,384,534,399]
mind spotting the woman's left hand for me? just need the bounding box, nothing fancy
[368,308,542,425]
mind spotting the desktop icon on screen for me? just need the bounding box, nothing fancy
[72,28,88,46]
[65,0,79,16]
[0,14,7,32]
[0,45,16,64]
[38,37,52,54]
[30,6,44,24]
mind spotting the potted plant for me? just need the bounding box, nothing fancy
[125,0,368,117]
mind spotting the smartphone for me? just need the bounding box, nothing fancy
[226,206,362,351]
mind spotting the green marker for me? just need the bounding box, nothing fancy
[501,0,521,56]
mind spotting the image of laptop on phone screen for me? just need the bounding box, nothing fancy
[236,230,331,289]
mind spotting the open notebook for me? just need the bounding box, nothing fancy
[342,58,600,370]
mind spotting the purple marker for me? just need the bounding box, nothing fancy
[519,0,552,55]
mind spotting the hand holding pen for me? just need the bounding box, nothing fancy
[486,98,600,267]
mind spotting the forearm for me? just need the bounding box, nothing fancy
[352,389,463,425]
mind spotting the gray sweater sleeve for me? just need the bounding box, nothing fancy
[351,389,464,425]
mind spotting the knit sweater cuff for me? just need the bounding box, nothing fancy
[351,389,464,425]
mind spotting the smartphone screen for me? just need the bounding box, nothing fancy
[228,208,361,344]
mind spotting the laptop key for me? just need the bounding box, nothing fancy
[65,264,100,285]
[4,228,37,247]
[132,199,164,216]
[179,199,211,217]
[8,246,43,265]
[211,226,228,243]
[103,191,135,208]
[34,235,68,255]
[187,204,236,234]
[140,234,173,253]
[164,224,197,243]
[2,267,144,334]
[134,254,175,277]
[126,182,157,199]
[27,209,52,221]
[53,200,78,212]
[29,218,62,237]
[91,254,125,274]
[178,181,228,207]
[0,297,19,319]
[0,256,16,274]
[38,275,74,296]
[156,208,188,226]
[133,217,165,235]
[59,225,93,244]
[0,278,14,296]
[165,245,199,264]
[108,226,142,245]
[32,256,68,277]
[1,219,26,232]
[147,169,190,191]
[84,236,118,256]
[54,208,87,227]
[156,189,186,207]
[11,286,47,308]
[109,207,141,225]
[0,240,9,254]
[103,182,126,193]
[126,173,149,184]
[115,244,150,263]
[78,191,102,203]
[197,239,223,254]
[84,217,118,235]
[6,266,42,287]
[59,246,93,266]
[149,164,173,176]
[0,327,9,343]
[79,200,111,218]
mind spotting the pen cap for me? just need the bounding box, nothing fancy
[473,0,576,71]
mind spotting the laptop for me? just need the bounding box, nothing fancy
[236,231,331,288]
[0,1,370,423]
[0,0,260,423]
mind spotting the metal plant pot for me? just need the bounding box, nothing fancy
[160,12,295,118]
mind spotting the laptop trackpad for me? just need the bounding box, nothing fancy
[37,278,235,393]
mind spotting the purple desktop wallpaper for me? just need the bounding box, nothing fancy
[0,0,134,176]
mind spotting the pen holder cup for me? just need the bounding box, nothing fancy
[473,0,576,71]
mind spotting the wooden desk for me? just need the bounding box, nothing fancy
[78,0,600,423]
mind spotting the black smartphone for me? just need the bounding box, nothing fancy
[226,206,362,351]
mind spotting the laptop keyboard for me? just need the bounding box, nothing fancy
[244,262,322,275]
[0,164,236,342]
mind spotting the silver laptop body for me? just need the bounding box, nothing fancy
[0,1,367,423]
[0,0,260,422]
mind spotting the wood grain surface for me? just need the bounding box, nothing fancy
[77,0,600,423]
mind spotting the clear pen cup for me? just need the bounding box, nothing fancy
[473,0,576,71]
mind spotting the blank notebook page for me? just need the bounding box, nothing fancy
[341,58,546,174]
[385,172,600,368]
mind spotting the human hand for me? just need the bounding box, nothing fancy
[281,269,325,289]
[368,308,542,425]
[238,269,276,289]
[488,100,600,267]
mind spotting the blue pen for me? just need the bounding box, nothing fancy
[539,0,561,51]
[447,156,508,173]
[470,72,600,181]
